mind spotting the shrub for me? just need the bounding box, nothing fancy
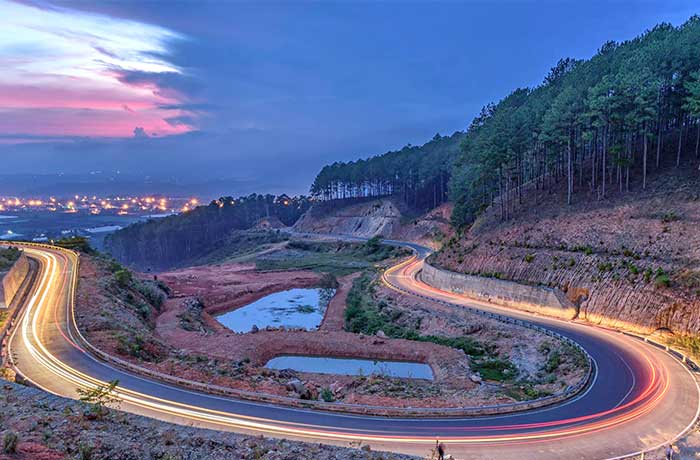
[364,236,382,254]
[597,262,613,273]
[319,273,339,289]
[76,380,120,418]
[79,443,94,460]
[662,211,680,223]
[544,351,561,373]
[3,431,18,454]
[654,272,671,288]
[472,358,518,381]
[114,269,132,287]
[523,254,536,263]
[135,281,167,309]
[320,387,335,402]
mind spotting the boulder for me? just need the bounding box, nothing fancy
[376,330,387,339]
[286,379,312,399]
[469,374,483,384]
[329,381,345,396]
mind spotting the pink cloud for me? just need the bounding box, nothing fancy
[0,107,192,138]
[0,1,199,141]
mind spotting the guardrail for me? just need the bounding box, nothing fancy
[4,240,695,421]
[380,255,596,416]
[28,241,595,417]
[0,246,40,368]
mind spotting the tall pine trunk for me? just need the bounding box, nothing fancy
[567,136,572,205]
[677,114,684,167]
[643,124,648,190]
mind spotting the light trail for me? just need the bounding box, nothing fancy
[4,242,699,459]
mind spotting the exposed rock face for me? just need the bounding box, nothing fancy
[294,199,453,248]
[294,200,402,238]
[433,170,700,337]
[421,262,577,320]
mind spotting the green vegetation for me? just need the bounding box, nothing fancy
[114,268,132,287]
[256,239,409,276]
[310,19,700,228]
[671,335,700,359]
[190,230,290,266]
[544,350,562,373]
[78,443,94,460]
[0,246,20,271]
[53,236,94,253]
[344,272,529,383]
[449,18,700,225]
[310,132,463,211]
[2,431,18,454]
[76,380,120,419]
[654,268,671,288]
[524,253,536,263]
[105,194,310,270]
[320,387,335,402]
[662,211,681,223]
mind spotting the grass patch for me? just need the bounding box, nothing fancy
[0,246,20,271]
[256,239,410,276]
[192,229,290,265]
[344,272,525,382]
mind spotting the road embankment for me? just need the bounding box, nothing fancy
[1,252,31,308]
[420,261,577,320]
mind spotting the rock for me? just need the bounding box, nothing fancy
[250,325,259,333]
[286,379,312,399]
[329,381,345,396]
[469,374,483,384]
[376,330,387,339]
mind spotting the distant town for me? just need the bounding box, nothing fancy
[0,194,199,247]
[0,195,199,216]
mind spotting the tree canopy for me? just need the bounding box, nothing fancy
[105,194,310,270]
[450,17,700,225]
[310,131,464,211]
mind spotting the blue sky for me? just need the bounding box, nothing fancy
[1,0,699,195]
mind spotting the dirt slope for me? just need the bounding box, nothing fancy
[294,199,453,248]
[433,169,700,341]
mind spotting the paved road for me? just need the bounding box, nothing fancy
[5,242,699,459]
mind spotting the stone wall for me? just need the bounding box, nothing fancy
[420,262,577,320]
[1,253,30,309]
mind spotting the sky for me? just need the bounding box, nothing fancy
[1,0,699,196]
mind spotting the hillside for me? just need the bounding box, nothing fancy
[310,131,464,211]
[447,18,700,223]
[433,167,700,344]
[105,194,310,271]
[294,198,453,248]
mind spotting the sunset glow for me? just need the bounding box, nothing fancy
[0,0,196,139]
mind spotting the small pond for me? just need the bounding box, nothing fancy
[265,355,434,380]
[215,288,335,333]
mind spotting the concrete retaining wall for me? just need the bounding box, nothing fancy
[420,262,577,320]
[1,253,30,309]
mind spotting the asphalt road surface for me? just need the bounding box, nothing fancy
[5,242,699,459]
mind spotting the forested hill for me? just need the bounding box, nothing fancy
[450,17,700,226]
[310,131,464,211]
[104,194,310,271]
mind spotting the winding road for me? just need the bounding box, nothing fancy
[4,242,700,459]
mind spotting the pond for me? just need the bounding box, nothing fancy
[265,355,434,380]
[215,288,335,333]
